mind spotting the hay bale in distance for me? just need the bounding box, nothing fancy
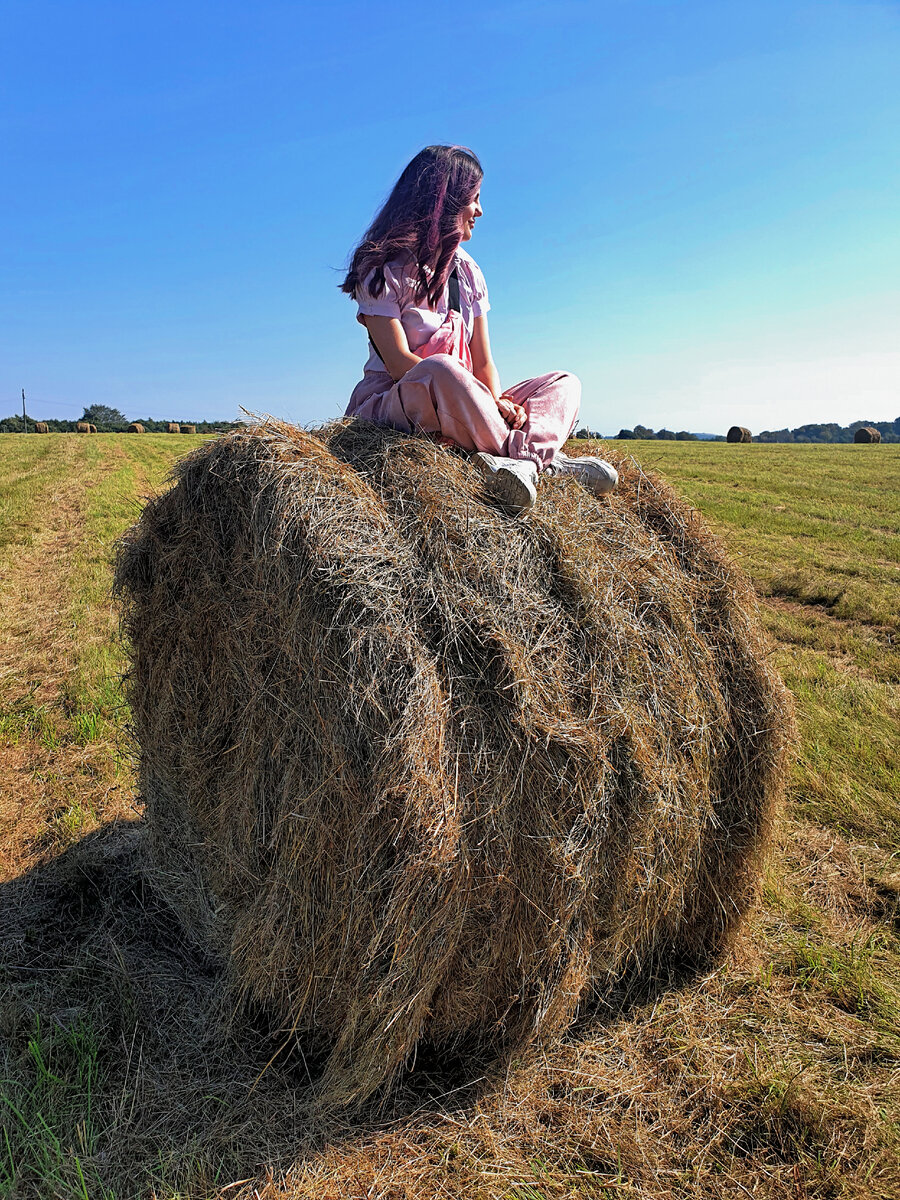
[726,426,752,443]
[115,418,793,1111]
[167,422,181,434]
[89,424,98,433]
[127,422,145,434]
[34,421,49,433]
[181,424,197,434]
[854,427,881,443]
[76,421,91,433]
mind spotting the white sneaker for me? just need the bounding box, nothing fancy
[547,452,618,496]
[472,452,538,515]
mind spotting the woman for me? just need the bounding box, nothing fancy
[341,145,617,515]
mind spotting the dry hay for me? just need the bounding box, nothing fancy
[75,421,91,433]
[89,423,98,433]
[726,426,752,443]
[168,422,181,433]
[127,422,145,433]
[33,421,49,433]
[114,417,793,1112]
[181,423,197,434]
[854,426,881,443]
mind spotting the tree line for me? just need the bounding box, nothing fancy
[586,417,900,442]
[607,426,704,441]
[754,417,899,443]
[0,404,240,434]
[7,405,899,443]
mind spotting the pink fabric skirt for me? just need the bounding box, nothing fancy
[345,354,581,470]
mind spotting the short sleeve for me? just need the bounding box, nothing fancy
[355,261,407,320]
[465,256,490,318]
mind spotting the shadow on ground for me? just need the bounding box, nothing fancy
[0,821,706,1197]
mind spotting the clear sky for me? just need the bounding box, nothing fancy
[3,0,899,434]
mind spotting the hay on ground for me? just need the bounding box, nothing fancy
[33,421,49,433]
[167,422,181,433]
[76,421,91,433]
[127,422,145,433]
[115,417,793,1112]
[854,427,881,443]
[726,426,752,443]
[181,423,197,434]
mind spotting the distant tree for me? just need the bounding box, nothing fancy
[616,429,636,439]
[81,404,128,429]
[656,428,676,440]
[675,431,698,440]
[632,425,655,440]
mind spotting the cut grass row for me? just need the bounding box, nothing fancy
[0,436,189,858]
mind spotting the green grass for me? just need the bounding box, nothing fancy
[1,1014,116,1200]
[1,434,197,768]
[784,928,900,1020]
[612,440,900,631]
[0,432,898,1199]
[600,440,900,848]
[61,440,157,741]
[0,437,79,557]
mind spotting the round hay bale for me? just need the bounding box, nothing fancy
[726,426,752,443]
[89,423,98,433]
[167,422,181,434]
[854,426,881,443]
[115,418,793,1110]
[181,423,197,434]
[34,421,49,433]
[75,421,91,433]
[127,422,145,434]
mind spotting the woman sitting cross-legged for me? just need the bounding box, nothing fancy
[341,144,618,516]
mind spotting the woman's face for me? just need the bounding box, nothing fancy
[459,188,483,241]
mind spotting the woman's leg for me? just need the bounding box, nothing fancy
[501,372,581,470]
[372,354,511,454]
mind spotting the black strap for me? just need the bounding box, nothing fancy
[448,267,460,314]
[369,267,460,364]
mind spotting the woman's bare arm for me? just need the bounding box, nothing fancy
[469,314,526,430]
[362,315,422,382]
[469,314,501,400]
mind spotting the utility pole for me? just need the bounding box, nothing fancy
[22,389,29,434]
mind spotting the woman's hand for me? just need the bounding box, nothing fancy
[496,395,526,430]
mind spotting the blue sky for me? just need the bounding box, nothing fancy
[2,0,898,434]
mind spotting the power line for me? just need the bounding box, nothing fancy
[8,392,237,423]
[8,394,85,412]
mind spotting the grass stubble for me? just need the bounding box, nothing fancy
[0,432,898,1200]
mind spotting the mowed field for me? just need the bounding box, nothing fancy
[1,433,898,1200]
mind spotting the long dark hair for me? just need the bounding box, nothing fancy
[341,145,483,308]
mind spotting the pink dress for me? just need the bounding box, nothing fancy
[345,249,580,471]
